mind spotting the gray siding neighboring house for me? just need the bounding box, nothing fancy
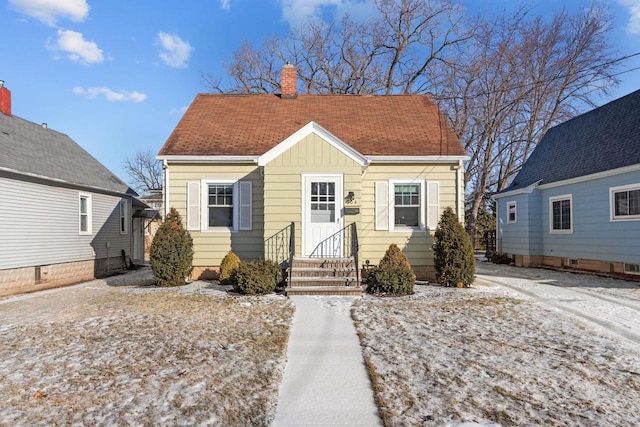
[494,89,640,276]
[0,83,145,297]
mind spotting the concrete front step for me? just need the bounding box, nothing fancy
[289,277,357,287]
[285,286,363,296]
[292,258,355,269]
[290,267,357,278]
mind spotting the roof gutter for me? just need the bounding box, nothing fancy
[0,166,133,198]
[367,155,469,163]
[156,155,260,164]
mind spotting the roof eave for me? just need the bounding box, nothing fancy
[366,155,469,163]
[0,166,133,197]
[492,180,541,200]
[157,155,260,164]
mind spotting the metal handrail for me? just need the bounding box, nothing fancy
[308,222,360,286]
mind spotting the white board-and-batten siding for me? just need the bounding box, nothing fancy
[0,176,131,270]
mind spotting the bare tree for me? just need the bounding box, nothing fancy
[437,5,619,241]
[123,149,162,195]
[203,1,621,241]
[203,0,471,95]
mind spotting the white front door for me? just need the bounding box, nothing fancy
[302,174,343,257]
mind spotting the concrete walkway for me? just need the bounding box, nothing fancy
[274,296,382,426]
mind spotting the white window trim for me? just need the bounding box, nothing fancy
[389,179,426,232]
[79,193,92,235]
[609,183,640,221]
[201,179,239,233]
[549,194,573,234]
[119,199,128,235]
[507,201,517,224]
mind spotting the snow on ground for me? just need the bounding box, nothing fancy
[475,261,640,345]
[0,276,294,426]
[353,271,640,426]
[3,265,640,426]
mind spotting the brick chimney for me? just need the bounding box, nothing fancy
[0,81,11,116]
[281,63,297,99]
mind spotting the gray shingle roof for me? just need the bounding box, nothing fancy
[501,89,640,193]
[0,113,133,195]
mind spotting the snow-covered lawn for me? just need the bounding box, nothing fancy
[0,281,294,426]
[353,284,640,426]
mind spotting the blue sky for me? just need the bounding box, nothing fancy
[1,0,639,191]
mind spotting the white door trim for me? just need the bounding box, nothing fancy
[301,173,344,257]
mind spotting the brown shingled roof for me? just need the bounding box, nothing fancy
[158,94,464,157]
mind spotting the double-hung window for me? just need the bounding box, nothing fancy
[610,184,640,221]
[208,183,234,228]
[394,183,421,228]
[119,199,128,234]
[549,195,572,234]
[507,201,517,223]
[79,194,92,235]
[376,179,436,231]
[185,179,252,232]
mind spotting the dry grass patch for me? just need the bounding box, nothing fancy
[353,286,640,426]
[0,287,294,426]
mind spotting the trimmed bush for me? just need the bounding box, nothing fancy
[219,251,241,285]
[150,208,194,287]
[433,207,475,287]
[233,260,282,295]
[366,244,415,295]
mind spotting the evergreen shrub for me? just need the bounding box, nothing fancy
[219,251,241,285]
[233,260,282,295]
[150,208,194,287]
[433,207,475,287]
[366,244,415,295]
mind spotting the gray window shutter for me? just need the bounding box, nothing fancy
[375,181,389,231]
[427,181,439,230]
[187,181,200,231]
[238,181,252,231]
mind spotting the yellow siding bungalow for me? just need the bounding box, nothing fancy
[157,65,468,294]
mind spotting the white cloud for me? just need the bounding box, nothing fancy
[73,87,147,103]
[157,32,194,68]
[220,0,231,11]
[8,0,89,26]
[619,0,640,34]
[277,0,371,27]
[50,29,103,65]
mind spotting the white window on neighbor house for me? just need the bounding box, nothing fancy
[79,194,92,235]
[507,201,517,223]
[375,180,439,231]
[549,194,572,234]
[119,199,128,234]
[610,184,640,221]
[185,179,252,232]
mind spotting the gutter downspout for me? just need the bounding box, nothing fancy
[163,159,169,218]
[455,160,464,221]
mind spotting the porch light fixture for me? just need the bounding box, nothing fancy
[345,191,355,204]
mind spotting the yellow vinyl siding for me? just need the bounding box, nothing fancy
[263,133,362,256]
[166,163,263,266]
[360,163,460,268]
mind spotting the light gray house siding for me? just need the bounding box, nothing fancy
[0,174,133,274]
[540,170,640,264]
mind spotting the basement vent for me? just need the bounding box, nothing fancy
[624,263,640,275]
[568,259,579,267]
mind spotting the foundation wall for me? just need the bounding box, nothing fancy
[0,258,127,298]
